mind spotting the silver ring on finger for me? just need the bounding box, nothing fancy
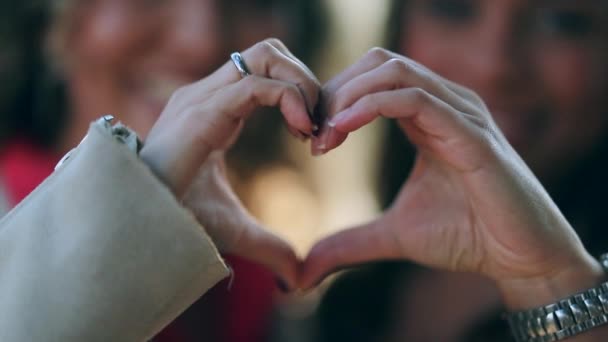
[230,52,252,79]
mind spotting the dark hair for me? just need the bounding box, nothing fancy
[386,0,408,52]
[281,0,328,64]
[0,0,328,148]
[378,0,414,206]
[0,1,66,146]
[320,2,608,341]
[379,0,608,253]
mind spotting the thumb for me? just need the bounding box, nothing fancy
[299,214,402,290]
[224,214,300,291]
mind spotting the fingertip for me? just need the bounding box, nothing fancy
[280,85,315,135]
[326,130,349,151]
[298,242,333,289]
[273,244,301,290]
[310,136,328,156]
[234,222,301,290]
[311,93,327,137]
[276,277,291,293]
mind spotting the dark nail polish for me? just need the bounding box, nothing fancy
[310,92,326,137]
[276,278,290,293]
[298,130,311,140]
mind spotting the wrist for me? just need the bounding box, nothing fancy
[498,252,606,311]
[140,139,212,199]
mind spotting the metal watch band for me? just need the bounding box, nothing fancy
[507,254,608,342]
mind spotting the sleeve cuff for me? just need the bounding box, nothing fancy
[0,121,229,341]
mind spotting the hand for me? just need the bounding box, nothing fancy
[301,48,601,307]
[140,39,321,290]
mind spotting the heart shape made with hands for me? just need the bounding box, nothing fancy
[180,98,349,292]
[179,46,580,295]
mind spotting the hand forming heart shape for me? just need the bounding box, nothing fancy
[142,40,602,305]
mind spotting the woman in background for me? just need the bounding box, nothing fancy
[0,1,326,341]
[313,0,608,341]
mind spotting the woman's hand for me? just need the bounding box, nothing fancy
[140,39,321,290]
[141,39,320,197]
[301,48,603,309]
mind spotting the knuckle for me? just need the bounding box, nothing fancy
[360,94,379,111]
[462,86,482,102]
[254,40,277,57]
[410,87,431,104]
[181,104,201,120]
[284,83,301,99]
[385,58,412,75]
[476,128,502,158]
[240,75,258,89]
[169,85,190,102]
[241,78,261,102]
[331,89,347,112]
[242,76,266,96]
[367,47,392,64]
[264,37,284,49]
[470,92,485,106]
[450,81,485,105]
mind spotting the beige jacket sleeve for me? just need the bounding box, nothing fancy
[0,122,229,341]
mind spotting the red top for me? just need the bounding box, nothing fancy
[0,138,277,342]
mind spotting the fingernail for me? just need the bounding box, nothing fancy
[311,146,326,157]
[276,278,290,293]
[298,130,311,141]
[311,94,326,137]
[329,109,348,128]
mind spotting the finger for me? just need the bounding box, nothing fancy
[323,47,481,116]
[160,77,311,193]
[323,47,395,96]
[314,48,405,151]
[285,124,310,141]
[325,88,479,151]
[315,57,479,153]
[310,127,347,156]
[225,219,300,291]
[166,40,321,133]
[299,216,402,290]
[329,58,477,118]
[212,76,313,134]
[185,155,300,290]
[267,38,324,130]
[266,38,319,88]
[189,76,312,152]
[205,39,320,118]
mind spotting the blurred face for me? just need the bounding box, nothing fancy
[61,0,288,138]
[400,0,608,181]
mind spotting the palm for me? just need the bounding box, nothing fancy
[183,152,247,251]
[386,122,583,281]
[183,152,299,286]
[301,117,584,289]
[387,154,481,273]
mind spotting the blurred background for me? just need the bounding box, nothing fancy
[1,0,607,341]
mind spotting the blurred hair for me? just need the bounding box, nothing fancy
[386,0,407,51]
[379,0,608,253]
[0,0,328,147]
[0,1,65,146]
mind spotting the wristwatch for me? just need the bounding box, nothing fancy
[507,254,608,342]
